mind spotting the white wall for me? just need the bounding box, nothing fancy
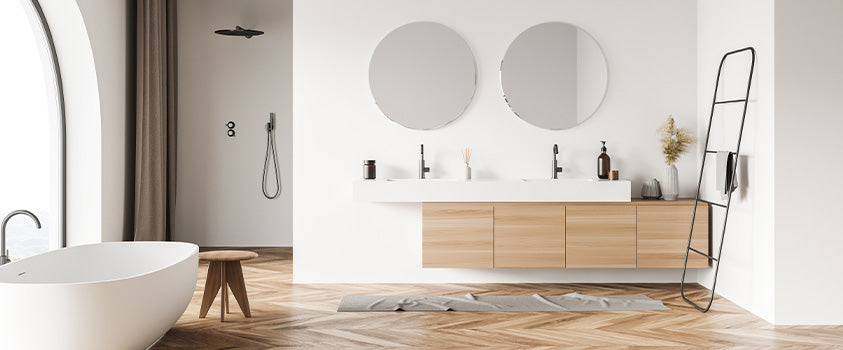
[698,0,843,325]
[774,0,843,325]
[696,0,776,323]
[75,0,130,243]
[176,0,293,246]
[39,0,130,245]
[293,0,699,283]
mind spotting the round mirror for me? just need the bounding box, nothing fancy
[369,22,476,130]
[501,22,608,130]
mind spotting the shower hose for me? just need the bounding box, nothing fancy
[262,118,281,199]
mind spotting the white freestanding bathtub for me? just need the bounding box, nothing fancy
[0,241,198,350]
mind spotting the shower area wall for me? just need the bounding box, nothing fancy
[175,0,293,247]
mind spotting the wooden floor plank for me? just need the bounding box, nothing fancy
[153,247,843,349]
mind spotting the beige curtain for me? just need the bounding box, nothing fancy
[134,0,177,241]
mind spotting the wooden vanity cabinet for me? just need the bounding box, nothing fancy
[420,200,709,269]
[422,203,493,268]
[637,202,710,268]
[565,205,637,268]
[493,203,565,268]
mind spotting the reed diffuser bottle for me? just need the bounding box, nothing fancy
[597,141,610,179]
[461,147,472,180]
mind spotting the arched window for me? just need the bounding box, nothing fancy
[0,0,65,260]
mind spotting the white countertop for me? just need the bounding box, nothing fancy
[353,178,632,202]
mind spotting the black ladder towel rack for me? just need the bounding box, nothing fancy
[681,47,756,312]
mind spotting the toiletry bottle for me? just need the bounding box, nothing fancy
[364,160,376,180]
[597,141,610,179]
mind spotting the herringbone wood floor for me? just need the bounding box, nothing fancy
[153,248,843,349]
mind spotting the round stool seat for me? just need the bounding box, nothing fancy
[199,250,258,262]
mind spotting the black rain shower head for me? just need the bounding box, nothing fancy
[214,25,264,39]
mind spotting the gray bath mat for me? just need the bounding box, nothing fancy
[338,292,670,312]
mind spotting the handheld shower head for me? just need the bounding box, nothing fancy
[553,144,559,154]
[263,112,281,199]
[214,25,264,39]
[266,113,275,132]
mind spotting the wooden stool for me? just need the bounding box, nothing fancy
[198,250,258,322]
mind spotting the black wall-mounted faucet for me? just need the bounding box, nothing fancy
[419,144,431,179]
[552,144,563,179]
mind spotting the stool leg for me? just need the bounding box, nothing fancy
[220,262,227,322]
[223,276,231,314]
[225,282,230,314]
[199,261,222,318]
[226,261,252,317]
[223,266,229,314]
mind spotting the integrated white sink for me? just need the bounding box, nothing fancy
[521,178,599,182]
[385,178,463,182]
[354,178,631,202]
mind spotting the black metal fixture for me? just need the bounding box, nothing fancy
[214,25,264,39]
[263,113,281,199]
[552,144,563,179]
[226,121,235,137]
[681,47,756,313]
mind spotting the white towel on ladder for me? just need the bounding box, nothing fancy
[716,151,738,200]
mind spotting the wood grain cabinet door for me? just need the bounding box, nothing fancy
[637,204,710,268]
[565,205,637,268]
[422,203,493,268]
[494,203,565,268]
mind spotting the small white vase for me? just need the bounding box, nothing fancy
[463,166,472,181]
[662,164,679,201]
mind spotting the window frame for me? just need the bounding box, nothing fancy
[20,0,66,248]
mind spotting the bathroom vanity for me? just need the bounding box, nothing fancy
[421,200,709,269]
[354,180,710,269]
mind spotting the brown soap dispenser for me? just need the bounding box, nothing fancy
[597,141,611,179]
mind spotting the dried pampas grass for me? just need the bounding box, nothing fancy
[659,116,696,165]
